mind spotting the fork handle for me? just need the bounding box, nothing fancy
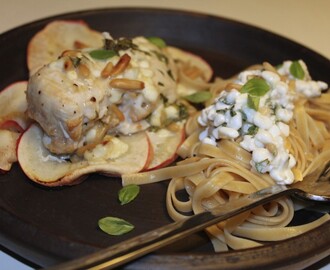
[46,185,298,270]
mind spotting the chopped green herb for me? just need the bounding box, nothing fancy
[147,37,167,48]
[167,69,175,81]
[184,91,212,103]
[178,103,189,120]
[241,77,270,97]
[240,110,247,121]
[89,49,117,60]
[116,38,138,51]
[153,51,169,64]
[255,159,270,174]
[160,93,168,104]
[118,184,140,205]
[247,125,259,136]
[104,38,115,50]
[247,95,260,110]
[216,109,225,114]
[289,61,305,79]
[230,110,237,117]
[98,217,134,236]
[70,57,81,68]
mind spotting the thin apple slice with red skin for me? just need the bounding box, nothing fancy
[27,20,104,75]
[17,124,151,186]
[165,46,213,82]
[0,81,29,130]
[0,120,24,133]
[146,123,185,171]
[0,129,20,173]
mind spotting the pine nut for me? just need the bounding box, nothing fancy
[78,63,90,78]
[64,59,73,70]
[110,104,125,121]
[184,66,203,79]
[61,50,80,57]
[110,78,145,90]
[109,54,131,76]
[225,83,242,90]
[74,40,88,49]
[101,62,114,78]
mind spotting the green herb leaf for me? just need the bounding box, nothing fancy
[184,91,212,103]
[255,159,270,174]
[241,77,270,97]
[178,103,189,120]
[89,49,117,60]
[289,61,305,79]
[70,57,81,68]
[247,95,260,110]
[147,37,167,48]
[118,184,140,205]
[98,217,134,236]
[153,51,169,64]
[247,125,259,136]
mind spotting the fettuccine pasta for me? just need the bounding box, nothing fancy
[123,60,330,251]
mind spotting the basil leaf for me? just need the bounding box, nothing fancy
[247,95,260,110]
[118,184,140,205]
[89,49,117,60]
[98,217,134,236]
[241,77,270,97]
[147,37,167,48]
[289,61,305,79]
[184,91,212,103]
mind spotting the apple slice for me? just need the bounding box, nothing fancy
[0,81,29,129]
[0,129,20,173]
[0,120,24,133]
[17,124,87,185]
[146,123,185,171]
[165,46,213,82]
[27,20,104,75]
[17,124,151,186]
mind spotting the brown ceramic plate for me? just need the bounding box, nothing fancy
[0,8,329,269]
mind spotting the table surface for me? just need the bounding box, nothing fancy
[0,0,329,269]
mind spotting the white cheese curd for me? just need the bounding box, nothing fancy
[261,70,280,87]
[238,70,261,84]
[197,60,326,185]
[277,59,328,98]
[149,103,165,127]
[165,105,179,120]
[253,112,273,130]
[295,80,328,98]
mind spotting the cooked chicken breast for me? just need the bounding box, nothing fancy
[27,36,179,155]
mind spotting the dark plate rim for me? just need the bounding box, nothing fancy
[0,7,329,270]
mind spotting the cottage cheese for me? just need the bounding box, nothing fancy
[198,60,328,184]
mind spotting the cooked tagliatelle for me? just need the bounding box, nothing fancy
[122,60,330,251]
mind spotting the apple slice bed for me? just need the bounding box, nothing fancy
[146,124,185,171]
[0,81,29,129]
[0,129,20,173]
[27,20,104,75]
[165,46,213,82]
[17,124,151,186]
